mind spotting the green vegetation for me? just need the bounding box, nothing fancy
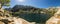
[0,0,10,8]
[0,0,58,24]
[5,5,57,23]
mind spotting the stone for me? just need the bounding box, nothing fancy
[0,21,4,24]
[0,7,36,24]
[46,9,60,24]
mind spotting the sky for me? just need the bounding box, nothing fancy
[10,0,60,8]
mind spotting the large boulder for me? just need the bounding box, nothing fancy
[46,9,60,24]
[0,16,36,24]
[0,8,35,24]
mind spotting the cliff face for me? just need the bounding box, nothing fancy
[46,9,60,24]
[0,8,35,24]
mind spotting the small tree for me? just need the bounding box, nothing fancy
[0,0,10,8]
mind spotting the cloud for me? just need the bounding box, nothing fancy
[15,0,25,2]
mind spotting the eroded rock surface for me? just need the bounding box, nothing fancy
[0,8,35,24]
[46,9,60,24]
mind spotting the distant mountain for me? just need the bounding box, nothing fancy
[11,5,40,12]
[5,5,58,23]
[5,8,12,11]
